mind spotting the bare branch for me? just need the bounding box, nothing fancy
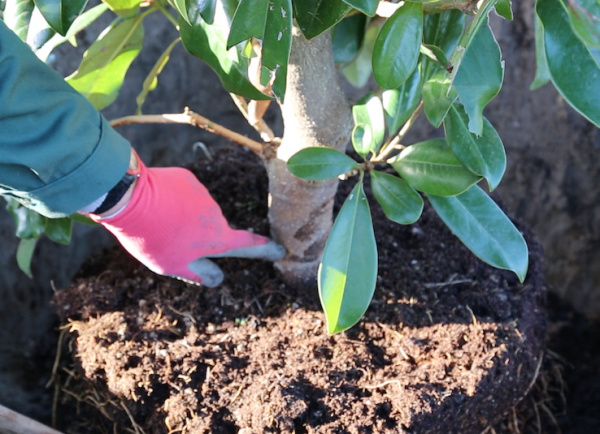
[109,108,264,154]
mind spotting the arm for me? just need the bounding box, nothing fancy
[0,20,130,218]
[0,21,285,286]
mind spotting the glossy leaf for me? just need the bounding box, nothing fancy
[45,217,72,245]
[293,0,352,40]
[168,0,190,25]
[35,3,108,61]
[391,138,481,196]
[66,16,144,109]
[531,13,551,90]
[136,37,180,114]
[495,0,513,21]
[420,43,449,68]
[453,19,504,135]
[371,170,423,225]
[567,0,600,48]
[102,0,139,17]
[428,185,529,282]
[17,238,38,277]
[537,0,600,127]
[340,23,378,87]
[318,181,377,334]
[7,200,45,239]
[197,0,217,24]
[260,0,292,101]
[444,103,506,191]
[352,93,385,157]
[382,67,421,136]
[373,2,423,89]
[179,7,269,100]
[3,0,34,40]
[420,11,465,127]
[34,0,87,35]
[332,13,366,64]
[227,0,269,48]
[422,9,465,66]
[287,147,357,180]
[341,0,378,16]
[422,67,457,127]
[352,124,374,158]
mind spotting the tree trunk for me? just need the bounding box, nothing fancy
[265,27,352,288]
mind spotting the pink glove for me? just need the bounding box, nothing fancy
[89,154,285,287]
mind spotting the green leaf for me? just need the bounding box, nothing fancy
[341,0,378,16]
[136,37,180,114]
[428,185,529,282]
[531,13,551,90]
[453,18,504,135]
[293,0,352,40]
[287,147,357,180]
[332,13,366,64]
[260,0,292,101]
[382,67,421,136]
[168,0,190,25]
[567,0,600,48]
[390,138,482,196]
[422,67,457,127]
[1,0,6,11]
[34,0,88,35]
[352,124,374,159]
[36,2,108,61]
[3,0,34,41]
[495,0,513,20]
[7,201,45,239]
[45,217,72,245]
[352,93,385,157]
[227,0,270,48]
[444,103,506,191]
[537,0,600,127]
[373,2,423,89]
[66,16,144,109]
[420,10,464,127]
[102,0,139,17]
[179,7,269,100]
[17,237,38,278]
[423,9,465,63]
[420,43,449,68]
[340,22,378,87]
[197,0,217,24]
[318,181,377,334]
[371,170,423,225]
[69,213,99,225]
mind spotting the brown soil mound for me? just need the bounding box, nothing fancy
[52,145,546,433]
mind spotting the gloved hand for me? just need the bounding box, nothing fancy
[89,152,285,287]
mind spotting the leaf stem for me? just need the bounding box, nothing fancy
[374,100,424,163]
[109,107,265,154]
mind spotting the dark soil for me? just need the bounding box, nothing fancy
[52,145,547,433]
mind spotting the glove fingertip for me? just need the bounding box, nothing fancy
[188,258,224,288]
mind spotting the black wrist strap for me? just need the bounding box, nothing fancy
[93,172,136,214]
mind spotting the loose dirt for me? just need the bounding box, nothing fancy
[52,145,547,433]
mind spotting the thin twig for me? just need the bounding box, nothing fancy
[377,100,424,163]
[110,107,264,154]
[229,94,276,142]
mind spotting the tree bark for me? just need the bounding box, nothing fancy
[265,27,352,288]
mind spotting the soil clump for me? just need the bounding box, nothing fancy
[52,145,546,433]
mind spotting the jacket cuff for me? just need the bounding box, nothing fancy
[22,115,131,218]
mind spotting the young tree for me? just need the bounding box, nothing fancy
[3,0,600,333]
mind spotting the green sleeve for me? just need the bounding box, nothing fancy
[0,20,131,218]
